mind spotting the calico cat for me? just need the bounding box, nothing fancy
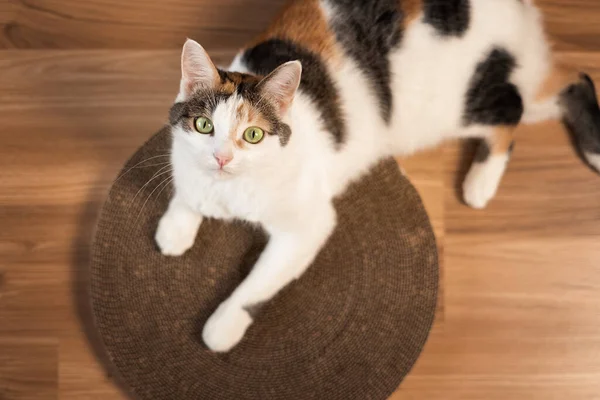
[156,0,600,352]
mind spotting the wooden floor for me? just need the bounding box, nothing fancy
[1,1,599,399]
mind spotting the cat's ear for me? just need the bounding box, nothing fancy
[179,39,219,99]
[258,61,302,114]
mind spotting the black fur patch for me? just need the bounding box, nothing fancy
[327,0,401,122]
[561,73,600,163]
[242,39,346,145]
[464,48,523,126]
[243,301,267,319]
[474,138,515,164]
[232,78,294,147]
[168,91,230,127]
[508,140,516,155]
[473,140,491,163]
[424,0,470,37]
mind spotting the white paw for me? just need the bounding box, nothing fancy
[463,157,507,209]
[155,211,201,256]
[202,301,253,352]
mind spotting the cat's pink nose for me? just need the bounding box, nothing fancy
[214,153,232,168]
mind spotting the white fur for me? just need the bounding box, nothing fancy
[155,196,203,256]
[157,0,564,351]
[463,153,510,209]
[389,0,552,153]
[522,97,562,124]
[203,299,253,352]
[584,152,600,172]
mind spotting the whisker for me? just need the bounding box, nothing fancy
[112,154,171,186]
[135,176,174,223]
[133,161,171,169]
[155,176,175,201]
[145,163,173,183]
[129,167,173,206]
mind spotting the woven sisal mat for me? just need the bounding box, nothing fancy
[90,127,438,400]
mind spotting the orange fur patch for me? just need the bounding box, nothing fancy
[218,71,260,94]
[247,106,257,122]
[229,101,272,150]
[490,126,515,154]
[253,0,339,62]
[401,0,423,27]
[535,61,578,102]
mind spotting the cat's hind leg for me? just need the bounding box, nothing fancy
[463,127,515,209]
[463,64,600,209]
[460,46,524,209]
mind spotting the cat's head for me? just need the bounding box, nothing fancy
[169,39,302,178]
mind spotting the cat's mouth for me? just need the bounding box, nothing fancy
[210,167,235,179]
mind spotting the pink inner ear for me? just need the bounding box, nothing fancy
[180,39,218,96]
[183,79,197,96]
[260,61,302,114]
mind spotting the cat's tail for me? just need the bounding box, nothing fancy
[522,67,600,173]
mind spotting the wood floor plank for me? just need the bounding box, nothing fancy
[395,236,600,400]
[1,0,279,50]
[0,0,282,50]
[2,0,600,51]
[59,336,129,400]
[0,339,58,400]
[536,0,600,51]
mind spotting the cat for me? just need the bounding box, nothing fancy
[156,0,600,352]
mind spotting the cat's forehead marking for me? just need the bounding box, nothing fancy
[213,95,264,150]
[213,95,249,139]
[212,99,234,141]
[217,70,261,95]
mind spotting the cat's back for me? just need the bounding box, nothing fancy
[390,0,549,151]
[231,0,549,157]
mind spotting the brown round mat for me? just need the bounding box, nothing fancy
[90,127,438,400]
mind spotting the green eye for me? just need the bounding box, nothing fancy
[194,117,214,134]
[243,127,264,144]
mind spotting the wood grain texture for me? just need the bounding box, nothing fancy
[0,1,599,399]
[535,0,600,51]
[1,0,600,50]
[0,339,58,400]
[0,0,282,50]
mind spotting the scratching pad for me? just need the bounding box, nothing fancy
[90,127,438,400]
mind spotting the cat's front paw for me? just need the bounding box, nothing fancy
[463,160,506,209]
[463,172,495,209]
[155,211,201,256]
[202,301,253,352]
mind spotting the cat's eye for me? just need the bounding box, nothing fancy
[194,117,214,134]
[243,127,264,144]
